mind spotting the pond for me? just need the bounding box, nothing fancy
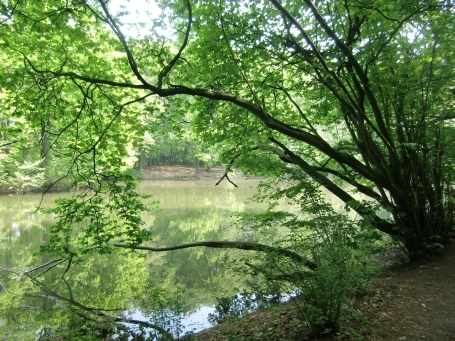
[0,179,287,340]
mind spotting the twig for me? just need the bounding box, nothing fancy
[23,258,66,275]
[215,152,242,187]
[61,256,73,278]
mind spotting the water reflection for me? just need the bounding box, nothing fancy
[0,180,267,340]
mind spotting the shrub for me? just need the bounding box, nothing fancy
[238,176,383,337]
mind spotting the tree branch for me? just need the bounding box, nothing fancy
[215,148,259,187]
[112,241,317,270]
[271,0,398,161]
[20,46,400,196]
[260,137,396,234]
[29,276,174,339]
[0,140,19,148]
[157,0,192,88]
[97,0,151,87]
[114,318,175,340]
[313,166,385,203]
[22,258,67,275]
[220,5,262,107]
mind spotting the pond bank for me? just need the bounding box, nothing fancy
[187,243,455,341]
[0,165,251,195]
[139,165,228,180]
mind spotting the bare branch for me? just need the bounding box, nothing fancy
[216,172,239,187]
[112,241,317,270]
[0,140,19,148]
[216,151,241,187]
[61,256,73,278]
[23,258,66,275]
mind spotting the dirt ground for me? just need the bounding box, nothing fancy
[359,244,455,341]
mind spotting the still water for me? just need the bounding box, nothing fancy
[0,179,277,340]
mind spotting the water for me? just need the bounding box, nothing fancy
[0,179,270,340]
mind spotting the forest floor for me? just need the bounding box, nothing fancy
[145,165,455,341]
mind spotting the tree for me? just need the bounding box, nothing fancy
[1,0,454,259]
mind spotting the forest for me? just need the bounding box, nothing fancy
[0,0,454,339]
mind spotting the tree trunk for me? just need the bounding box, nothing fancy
[195,158,200,179]
[137,152,143,171]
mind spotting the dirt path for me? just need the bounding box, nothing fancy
[365,244,455,341]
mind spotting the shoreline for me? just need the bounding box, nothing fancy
[0,165,251,195]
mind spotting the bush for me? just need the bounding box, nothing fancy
[238,176,383,337]
[294,243,379,336]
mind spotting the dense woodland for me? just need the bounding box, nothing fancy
[0,109,211,192]
[1,0,455,338]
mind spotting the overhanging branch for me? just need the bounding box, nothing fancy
[112,241,317,270]
[18,33,399,196]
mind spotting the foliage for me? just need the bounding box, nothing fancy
[235,176,382,336]
[294,243,379,336]
[1,0,454,337]
[37,174,156,258]
[1,0,453,257]
[0,242,152,341]
[3,159,46,192]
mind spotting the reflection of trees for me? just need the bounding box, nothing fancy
[0,239,153,340]
[136,206,298,312]
[0,264,180,340]
[138,180,263,213]
[26,277,175,341]
[0,193,62,265]
[0,181,274,338]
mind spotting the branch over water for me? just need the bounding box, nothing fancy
[113,241,317,270]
